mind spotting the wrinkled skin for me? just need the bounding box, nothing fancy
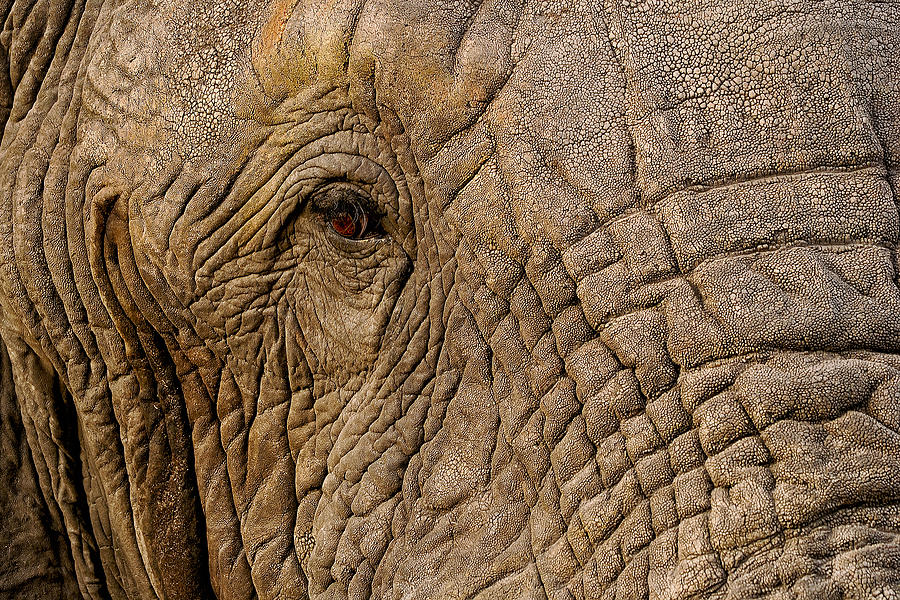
[2,0,900,598]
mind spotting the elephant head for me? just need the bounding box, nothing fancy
[2,0,900,598]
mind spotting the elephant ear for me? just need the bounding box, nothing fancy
[0,328,101,600]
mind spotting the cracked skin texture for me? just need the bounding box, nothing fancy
[1,0,900,598]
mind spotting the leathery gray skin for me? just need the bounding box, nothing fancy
[1,0,900,598]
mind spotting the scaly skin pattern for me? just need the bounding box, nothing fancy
[1,0,900,598]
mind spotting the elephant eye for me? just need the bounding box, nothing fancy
[309,184,384,241]
[329,200,373,239]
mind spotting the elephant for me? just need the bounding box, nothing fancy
[2,0,900,597]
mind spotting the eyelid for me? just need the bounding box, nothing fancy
[308,182,375,211]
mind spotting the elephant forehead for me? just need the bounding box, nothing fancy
[81,0,252,149]
[78,0,371,173]
[83,0,897,205]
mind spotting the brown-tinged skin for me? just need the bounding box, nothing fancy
[2,0,900,598]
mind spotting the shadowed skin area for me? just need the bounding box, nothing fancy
[2,0,900,598]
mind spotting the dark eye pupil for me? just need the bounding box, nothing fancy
[330,202,370,239]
